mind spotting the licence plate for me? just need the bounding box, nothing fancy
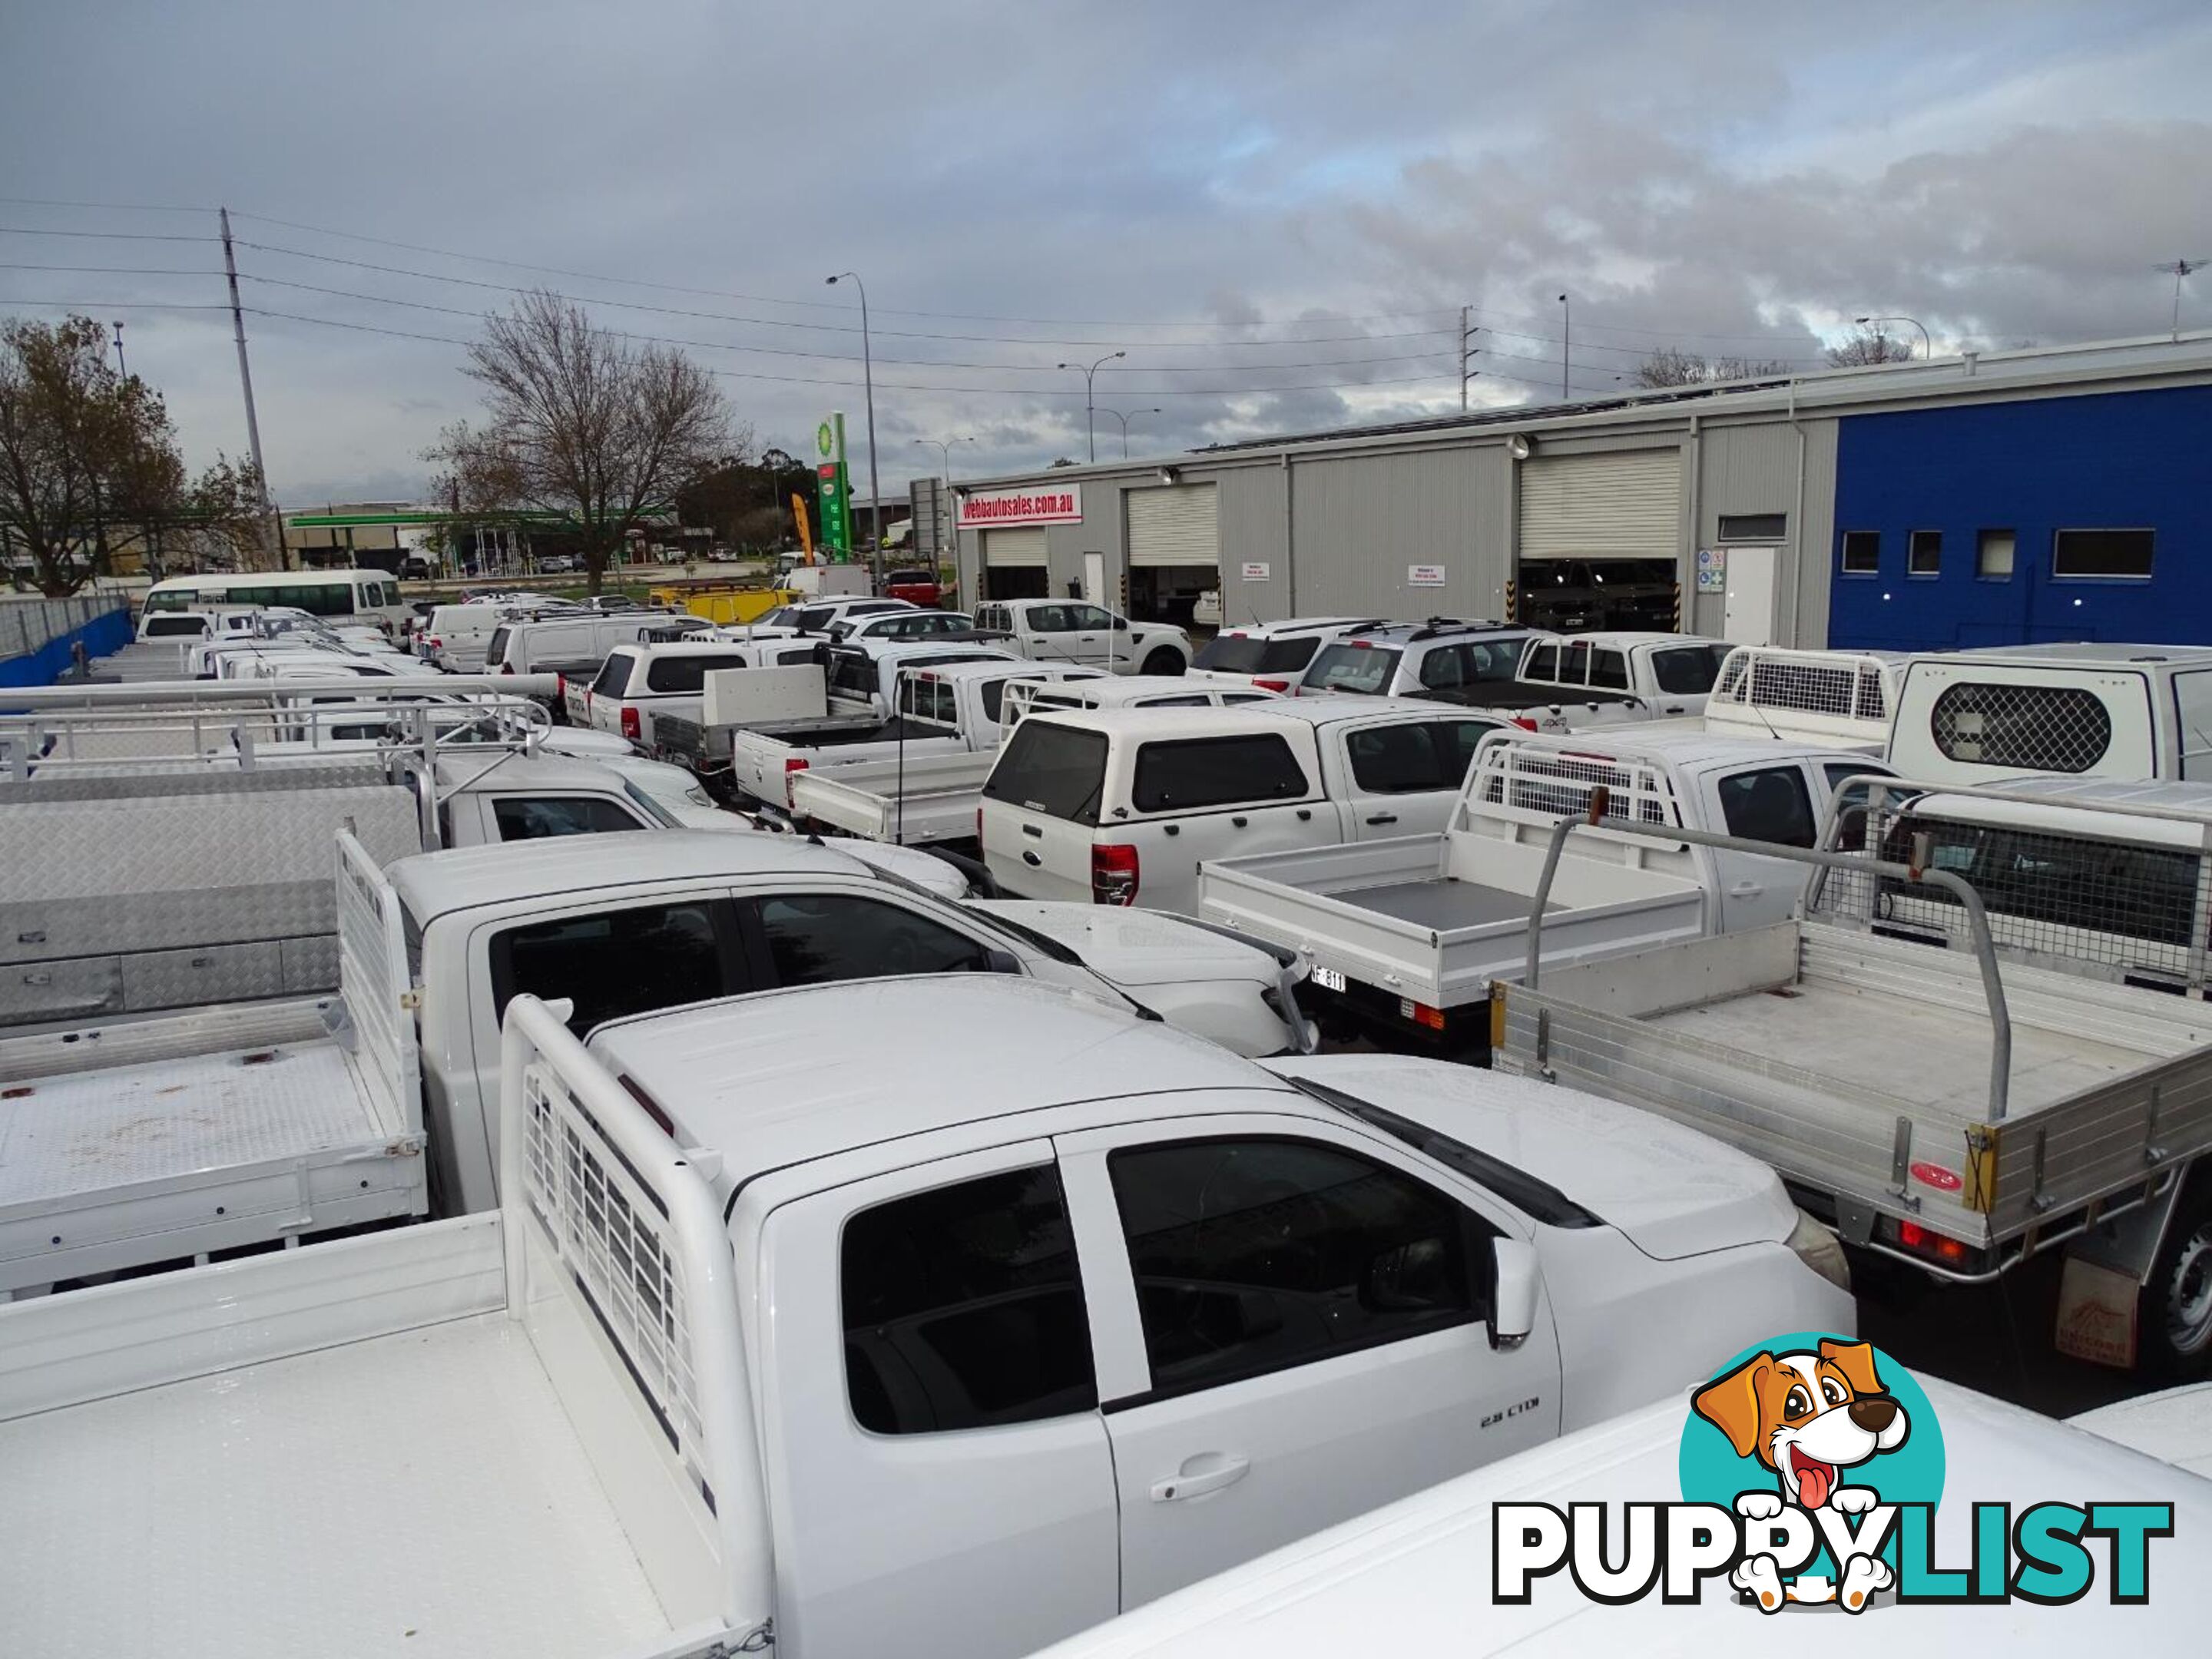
[1311,966,1346,993]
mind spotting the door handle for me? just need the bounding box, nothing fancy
[1366,813,1398,826]
[1728,880,1763,898]
[1022,850,1042,867]
[1231,815,1249,828]
[1151,1452,1251,1503]
[1022,823,1044,838]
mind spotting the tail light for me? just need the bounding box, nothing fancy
[1253,678,1290,693]
[425,636,442,651]
[1091,843,1140,906]
[1510,716,1540,730]
[783,754,809,806]
[1398,998,1447,1032]
[621,706,641,743]
[500,661,513,674]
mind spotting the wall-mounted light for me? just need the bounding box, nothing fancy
[1505,434,1532,462]
[1157,465,1181,485]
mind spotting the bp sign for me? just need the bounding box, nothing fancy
[815,412,853,555]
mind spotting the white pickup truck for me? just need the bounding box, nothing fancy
[1885,643,2212,784]
[1511,630,1732,719]
[973,597,1195,676]
[571,637,820,742]
[0,974,1851,1659]
[1196,728,1885,1049]
[982,700,1517,916]
[654,642,1018,799]
[791,670,1262,847]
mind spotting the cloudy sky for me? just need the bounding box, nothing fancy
[4,0,2208,505]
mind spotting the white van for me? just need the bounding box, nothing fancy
[142,569,406,632]
[1886,644,2212,785]
[137,606,260,643]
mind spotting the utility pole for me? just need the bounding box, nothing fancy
[1459,306,1480,412]
[219,207,280,569]
[1558,293,1571,401]
[2156,260,2207,341]
[825,272,882,589]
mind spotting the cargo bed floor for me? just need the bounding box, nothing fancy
[1333,876,1559,930]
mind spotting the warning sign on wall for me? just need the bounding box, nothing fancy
[1695,547,1727,593]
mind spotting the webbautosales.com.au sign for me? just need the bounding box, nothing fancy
[957,485,1082,528]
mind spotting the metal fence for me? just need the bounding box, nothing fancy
[1811,779,2212,997]
[0,594,121,664]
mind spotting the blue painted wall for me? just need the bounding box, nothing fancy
[0,606,132,688]
[1827,384,2212,651]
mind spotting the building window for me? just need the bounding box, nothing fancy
[2051,528,2154,580]
[1976,530,2015,580]
[1717,512,1786,541]
[1907,531,1942,578]
[1839,531,1879,575]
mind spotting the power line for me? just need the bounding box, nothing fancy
[0,261,218,277]
[0,224,216,243]
[0,196,211,214]
[0,296,237,311]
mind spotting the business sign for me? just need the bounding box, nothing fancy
[1697,546,1727,593]
[1240,561,1272,581]
[956,485,1083,529]
[1408,563,1448,587]
[815,412,852,555]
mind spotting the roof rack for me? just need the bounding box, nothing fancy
[1408,618,1507,641]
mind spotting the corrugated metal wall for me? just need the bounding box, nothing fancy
[1289,447,1509,621]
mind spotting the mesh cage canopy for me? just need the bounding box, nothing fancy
[1711,650,1892,721]
[1813,790,2212,995]
[1930,681,2114,773]
[1469,742,1680,826]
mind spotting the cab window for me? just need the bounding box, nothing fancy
[1714,765,1818,848]
[746,892,994,985]
[491,796,650,839]
[843,1166,1097,1435]
[591,654,634,697]
[1107,1137,1487,1397]
[488,900,742,1034]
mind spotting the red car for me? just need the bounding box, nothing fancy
[879,568,944,608]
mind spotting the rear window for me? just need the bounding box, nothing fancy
[591,654,634,697]
[984,720,1109,826]
[1194,634,1323,675]
[1651,644,1728,695]
[900,675,959,724]
[144,614,208,637]
[1303,644,1401,695]
[1590,649,1630,690]
[485,624,512,664]
[645,653,751,694]
[826,651,878,702]
[1130,734,1310,813]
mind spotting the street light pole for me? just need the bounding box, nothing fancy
[1853,314,1932,359]
[1096,406,1162,459]
[1056,351,1125,462]
[111,320,127,381]
[1558,293,1571,400]
[2155,261,2207,341]
[826,271,884,590]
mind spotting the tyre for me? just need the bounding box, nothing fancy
[1141,647,1185,677]
[2141,1181,2212,1379]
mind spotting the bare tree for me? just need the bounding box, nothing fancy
[1634,347,1795,388]
[1826,327,1917,367]
[427,291,733,593]
[0,314,262,594]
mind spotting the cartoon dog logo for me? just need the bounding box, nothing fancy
[1693,1338,1910,1612]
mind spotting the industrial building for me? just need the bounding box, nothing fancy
[948,332,2212,653]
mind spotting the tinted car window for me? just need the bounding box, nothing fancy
[1651,644,1727,695]
[144,614,210,637]
[843,1166,1097,1435]
[1715,766,1818,848]
[1346,719,1495,794]
[1461,641,1523,683]
[591,654,634,697]
[1303,644,1401,695]
[984,720,1109,825]
[489,901,735,1034]
[485,625,512,665]
[1130,734,1310,813]
[645,654,750,694]
[1108,1137,1484,1396]
[1522,640,1560,680]
[492,796,648,839]
[1417,645,1468,691]
[1591,650,1631,690]
[752,892,992,985]
[1194,634,1271,674]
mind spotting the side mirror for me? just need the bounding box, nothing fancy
[982,948,1023,975]
[1114,616,1130,631]
[1489,1238,1541,1352]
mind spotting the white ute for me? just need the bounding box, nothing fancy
[973,598,1195,676]
[0,976,1851,1659]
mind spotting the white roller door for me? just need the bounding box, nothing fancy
[1126,485,1220,570]
[982,528,1048,568]
[1518,450,1681,560]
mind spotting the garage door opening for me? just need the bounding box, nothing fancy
[1517,558,1678,632]
[1128,564,1216,626]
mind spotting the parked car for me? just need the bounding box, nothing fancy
[1299,620,1545,700]
[1199,727,1889,1049]
[488,610,705,689]
[0,973,1855,1658]
[756,595,916,634]
[1515,630,1733,717]
[575,637,822,741]
[972,598,1195,677]
[981,699,1512,916]
[879,567,945,607]
[1185,616,1389,693]
[535,553,579,574]
[828,608,996,644]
